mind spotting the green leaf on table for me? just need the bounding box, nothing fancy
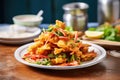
[87,23,120,42]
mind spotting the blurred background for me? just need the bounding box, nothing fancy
[0,0,97,24]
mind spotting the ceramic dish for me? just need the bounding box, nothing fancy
[14,41,106,70]
[82,35,120,46]
[81,35,120,50]
[82,23,120,50]
[0,25,41,44]
[13,15,43,27]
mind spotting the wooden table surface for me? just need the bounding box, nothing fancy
[0,44,120,80]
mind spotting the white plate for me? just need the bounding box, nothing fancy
[14,41,106,70]
[0,25,41,44]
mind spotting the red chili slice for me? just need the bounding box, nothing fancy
[24,53,30,57]
[31,55,37,60]
[58,28,67,36]
[38,55,48,58]
[74,31,78,42]
[59,36,69,41]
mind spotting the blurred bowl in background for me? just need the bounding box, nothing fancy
[13,15,43,27]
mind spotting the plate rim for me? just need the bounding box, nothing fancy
[0,26,41,40]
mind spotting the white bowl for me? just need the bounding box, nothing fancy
[13,15,43,27]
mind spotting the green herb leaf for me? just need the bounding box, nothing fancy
[88,27,96,31]
[37,58,51,65]
[65,26,73,32]
[62,53,66,58]
[70,54,75,61]
[48,53,54,58]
